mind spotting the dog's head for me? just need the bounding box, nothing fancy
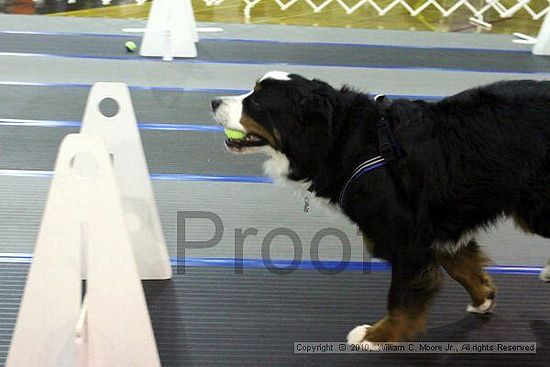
[211,71,339,181]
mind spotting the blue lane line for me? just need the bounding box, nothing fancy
[140,123,222,132]
[0,253,33,259]
[0,170,54,178]
[175,257,544,275]
[0,118,224,132]
[177,257,391,272]
[0,30,531,54]
[2,51,549,76]
[0,169,272,183]
[0,118,81,128]
[201,37,531,54]
[0,51,138,62]
[0,80,250,95]
[149,173,273,183]
[0,80,445,101]
[0,253,542,275]
[0,30,141,39]
[180,58,550,76]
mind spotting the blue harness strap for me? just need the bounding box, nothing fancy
[338,155,387,208]
[338,100,406,209]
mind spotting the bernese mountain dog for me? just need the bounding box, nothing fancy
[211,71,550,347]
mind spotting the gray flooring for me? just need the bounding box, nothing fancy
[0,14,533,51]
[3,33,550,72]
[1,175,547,266]
[0,14,549,367]
[1,265,549,367]
[0,16,548,265]
[3,54,549,98]
[0,85,221,123]
[0,125,266,174]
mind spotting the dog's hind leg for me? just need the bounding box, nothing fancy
[436,241,496,313]
[513,197,550,238]
[347,251,443,345]
[512,195,550,281]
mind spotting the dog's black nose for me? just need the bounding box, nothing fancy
[211,98,222,112]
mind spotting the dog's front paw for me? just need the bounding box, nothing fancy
[347,324,370,343]
[466,298,495,314]
[346,324,383,351]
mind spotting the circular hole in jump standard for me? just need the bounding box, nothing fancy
[98,97,120,118]
[70,153,98,179]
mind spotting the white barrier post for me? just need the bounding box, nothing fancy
[6,134,162,367]
[533,11,550,55]
[80,82,172,280]
[6,82,172,366]
[140,0,198,58]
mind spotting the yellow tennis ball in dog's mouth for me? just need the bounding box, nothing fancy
[224,128,246,140]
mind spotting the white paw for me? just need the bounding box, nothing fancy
[346,324,383,351]
[347,324,370,344]
[467,298,495,314]
[540,265,550,282]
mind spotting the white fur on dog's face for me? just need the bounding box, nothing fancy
[212,72,296,182]
[211,71,339,212]
[211,91,252,132]
[211,71,292,158]
[259,71,291,82]
[212,90,278,157]
[212,71,291,134]
[212,91,274,155]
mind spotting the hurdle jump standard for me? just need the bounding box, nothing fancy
[6,83,171,367]
[140,0,199,59]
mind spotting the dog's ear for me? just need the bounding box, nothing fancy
[299,80,336,125]
[297,84,339,161]
[299,96,334,139]
[301,94,332,116]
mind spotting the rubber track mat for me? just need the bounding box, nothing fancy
[0,125,265,175]
[0,85,440,125]
[0,176,366,261]
[2,33,550,73]
[0,85,230,124]
[0,264,548,366]
[0,175,548,265]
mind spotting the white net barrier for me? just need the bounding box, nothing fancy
[202,0,549,22]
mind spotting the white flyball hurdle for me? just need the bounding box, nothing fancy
[140,0,198,59]
[514,10,550,55]
[6,83,170,367]
[80,83,172,280]
[533,11,550,55]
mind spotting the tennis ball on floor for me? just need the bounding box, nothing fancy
[125,41,137,52]
[224,128,246,140]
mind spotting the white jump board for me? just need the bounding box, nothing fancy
[7,82,172,367]
[140,0,198,59]
[7,134,161,367]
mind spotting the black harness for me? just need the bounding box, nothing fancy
[338,95,406,209]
